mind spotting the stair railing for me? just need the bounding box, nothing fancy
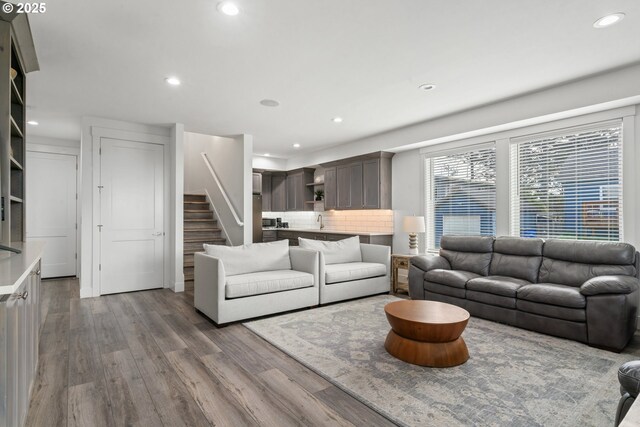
[201,152,244,227]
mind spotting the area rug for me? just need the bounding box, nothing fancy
[244,295,640,427]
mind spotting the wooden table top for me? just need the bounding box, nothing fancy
[384,300,469,325]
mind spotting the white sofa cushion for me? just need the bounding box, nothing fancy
[204,240,291,276]
[325,262,387,284]
[298,236,362,265]
[225,270,314,299]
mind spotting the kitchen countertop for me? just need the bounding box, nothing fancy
[263,228,393,236]
[0,241,45,295]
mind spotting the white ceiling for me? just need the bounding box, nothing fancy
[26,0,640,158]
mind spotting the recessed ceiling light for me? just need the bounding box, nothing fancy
[332,117,343,123]
[264,153,270,157]
[260,99,280,107]
[593,13,625,28]
[165,76,181,86]
[218,2,239,16]
[293,143,301,148]
[27,120,38,126]
[418,83,436,91]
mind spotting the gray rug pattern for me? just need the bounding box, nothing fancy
[244,295,640,427]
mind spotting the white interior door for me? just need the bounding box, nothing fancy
[25,151,77,278]
[99,137,164,295]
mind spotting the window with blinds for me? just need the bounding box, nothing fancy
[510,120,623,241]
[424,145,496,251]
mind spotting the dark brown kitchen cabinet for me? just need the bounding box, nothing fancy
[336,162,363,209]
[285,168,314,211]
[271,173,286,212]
[324,167,337,209]
[322,152,392,210]
[261,172,272,212]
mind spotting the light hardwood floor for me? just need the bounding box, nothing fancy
[26,278,397,427]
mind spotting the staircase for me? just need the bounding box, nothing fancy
[184,194,226,288]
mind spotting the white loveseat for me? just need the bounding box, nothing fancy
[298,236,391,304]
[194,240,319,324]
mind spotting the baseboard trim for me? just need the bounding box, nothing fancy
[80,286,93,299]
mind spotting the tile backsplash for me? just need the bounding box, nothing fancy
[263,210,394,233]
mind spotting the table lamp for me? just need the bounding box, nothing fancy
[402,216,425,255]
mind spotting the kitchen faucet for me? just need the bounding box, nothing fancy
[317,214,324,230]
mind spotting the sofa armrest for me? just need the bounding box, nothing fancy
[620,361,640,398]
[194,252,226,322]
[410,255,451,273]
[580,275,640,296]
[289,247,319,280]
[361,243,391,275]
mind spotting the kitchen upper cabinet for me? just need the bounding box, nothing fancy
[271,173,286,212]
[322,152,393,210]
[285,169,314,211]
[324,167,337,210]
[363,159,380,209]
[336,162,363,209]
[261,172,272,212]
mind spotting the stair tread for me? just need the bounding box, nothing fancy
[184,228,219,232]
[185,219,217,222]
[185,237,222,243]
[185,209,213,213]
[184,201,209,204]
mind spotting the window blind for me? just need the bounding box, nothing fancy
[424,145,496,251]
[510,121,623,241]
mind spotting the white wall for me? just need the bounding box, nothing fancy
[287,62,640,170]
[252,155,287,171]
[79,117,181,298]
[391,150,423,254]
[183,132,253,245]
[170,124,184,293]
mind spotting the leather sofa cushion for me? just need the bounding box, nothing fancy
[580,275,640,296]
[517,283,586,308]
[544,239,636,265]
[490,253,541,283]
[440,235,494,253]
[225,270,314,299]
[439,250,492,276]
[516,300,586,322]
[467,276,530,297]
[439,235,494,276]
[325,262,386,284]
[538,258,636,287]
[466,290,516,309]
[424,281,466,299]
[494,236,544,256]
[425,269,480,289]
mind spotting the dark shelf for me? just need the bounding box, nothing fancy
[10,156,23,170]
[306,182,324,187]
[10,79,23,106]
[10,116,23,138]
[9,195,23,203]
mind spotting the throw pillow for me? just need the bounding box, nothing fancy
[203,239,291,276]
[298,236,362,265]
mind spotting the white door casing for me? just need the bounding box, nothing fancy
[99,137,164,294]
[25,151,77,278]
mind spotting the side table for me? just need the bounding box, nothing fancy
[391,254,417,294]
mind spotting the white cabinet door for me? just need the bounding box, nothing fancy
[25,151,77,278]
[99,138,164,295]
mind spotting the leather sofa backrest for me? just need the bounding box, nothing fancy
[490,237,543,283]
[439,235,494,276]
[539,239,637,287]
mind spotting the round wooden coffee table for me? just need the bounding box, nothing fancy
[384,300,470,367]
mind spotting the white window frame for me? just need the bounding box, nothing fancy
[419,105,637,248]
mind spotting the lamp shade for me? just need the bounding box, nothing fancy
[402,216,425,233]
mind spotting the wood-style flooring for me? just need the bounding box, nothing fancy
[26,278,397,427]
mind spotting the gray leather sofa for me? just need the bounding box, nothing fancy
[616,360,640,425]
[409,235,640,351]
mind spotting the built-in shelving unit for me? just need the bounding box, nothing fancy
[0,9,39,245]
